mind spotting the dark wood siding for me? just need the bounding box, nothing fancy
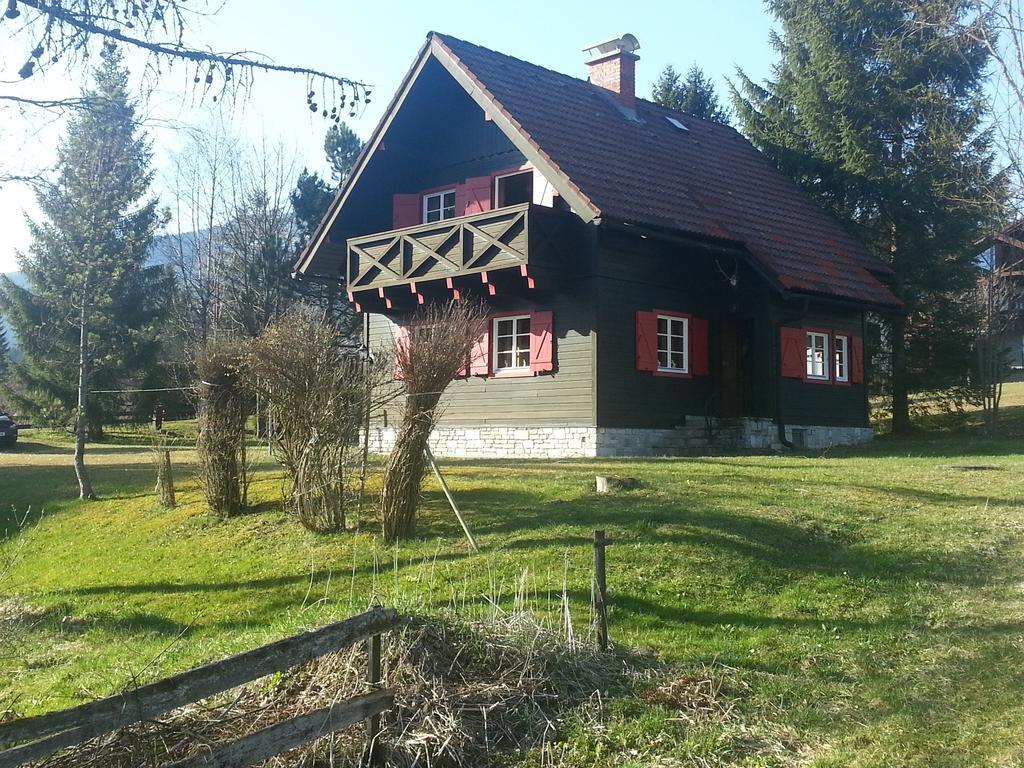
[774,304,869,427]
[367,286,596,427]
[594,231,775,428]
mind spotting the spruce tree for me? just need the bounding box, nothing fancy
[0,44,162,497]
[731,0,1001,433]
[652,64,731,124]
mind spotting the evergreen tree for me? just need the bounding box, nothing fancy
[291,169,335,242]
[652,64,731,124]
[731,0,1001,433]
[289,122,364,334]
[0,44,163,497]
[324,122,364,183]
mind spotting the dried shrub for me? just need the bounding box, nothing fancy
[36,613,656,768]
[380,300,488,542]
[150,433,177,508]
[196,340,251,518]
[247,310,393,533]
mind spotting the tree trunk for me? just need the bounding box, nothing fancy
[380,407,436,543]
[75,300,96,500]
[890,313,911,435]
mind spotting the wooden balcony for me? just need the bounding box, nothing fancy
[347,203,536,293]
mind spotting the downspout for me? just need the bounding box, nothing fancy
[773,316,794,450]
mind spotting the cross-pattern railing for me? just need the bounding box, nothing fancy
[347,203,531,291]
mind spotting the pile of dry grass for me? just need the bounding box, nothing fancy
[35,613,657,767]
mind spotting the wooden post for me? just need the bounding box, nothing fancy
[593,530,609,652]
[362,631,383,766]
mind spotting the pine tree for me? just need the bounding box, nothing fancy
[289,122,364,334]
[324,122,364,183]
[0,44,163,497]
[652,64,731,124]
[731,0,1001,433]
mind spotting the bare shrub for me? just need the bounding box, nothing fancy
[380,300,487,543]
[196,340,251,518]
[247,310,392,533]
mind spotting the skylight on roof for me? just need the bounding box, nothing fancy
[665,116,689,132]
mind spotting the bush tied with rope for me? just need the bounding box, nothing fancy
[380,299,488,542]
[195,340,251,518]
[246,310,394,533]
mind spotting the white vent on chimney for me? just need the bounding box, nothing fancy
[582,34,640,58]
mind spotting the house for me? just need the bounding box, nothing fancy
[295,32,901,458]
[977,222,1024,372]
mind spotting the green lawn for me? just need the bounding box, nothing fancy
[2,388,1024,766]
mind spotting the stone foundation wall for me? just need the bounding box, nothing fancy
[363,420,873,458]
[364,425,597,458]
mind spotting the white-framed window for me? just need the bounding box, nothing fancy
[806,331,829,380]
[657,314,689,373]
[493,315,531,371]
[494,170,533,207]
[423,189,456,223]
[834,335,849,382]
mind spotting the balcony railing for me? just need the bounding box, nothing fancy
[347,203,532,292]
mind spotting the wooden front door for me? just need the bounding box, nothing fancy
[719,319,752,417]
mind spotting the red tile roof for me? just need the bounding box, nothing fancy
[434,33,900,309]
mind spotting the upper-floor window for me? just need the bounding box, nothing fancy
[834,335,849,382]
[495,170,533,208]
[806,331,829,380]
[423,189,456,223]
[657,314,689,373]
[493,315,531,371]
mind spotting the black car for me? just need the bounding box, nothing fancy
[0,411,17,448]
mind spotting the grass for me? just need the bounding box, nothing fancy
[2,386,1024,766]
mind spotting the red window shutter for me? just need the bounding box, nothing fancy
[636,311,658,372]
[780,326,806,378]
[690,317,709,376]
[393,324,410,380]
[850,335,865,384]
[455,176,493,216]
[530,311,555,373]
[392,193,420,229]
[469,325,490,376]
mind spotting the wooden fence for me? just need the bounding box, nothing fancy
[0,607,403,768]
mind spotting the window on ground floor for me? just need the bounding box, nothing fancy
[834,334,849,382]
[493,315,531,371]
[657,315,689,373]
[806,331,829,380]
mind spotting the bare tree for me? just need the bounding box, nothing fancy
[380,300,488,543]
[168,131,306,348]
[975,239,1024,431]
[0,1,372,113]
[166,122,239,353]
[247,309,393,533]
[219,140,302,338]
[963,1,1024,209]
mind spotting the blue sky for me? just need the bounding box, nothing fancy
[0,0,777,272]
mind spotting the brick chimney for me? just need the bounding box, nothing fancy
[584,34,640,109]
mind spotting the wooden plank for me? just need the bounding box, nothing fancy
[0,608,400,751]
[0,725,95,768]
[166,690,394,768]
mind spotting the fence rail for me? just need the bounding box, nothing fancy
[0,607,402,768]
